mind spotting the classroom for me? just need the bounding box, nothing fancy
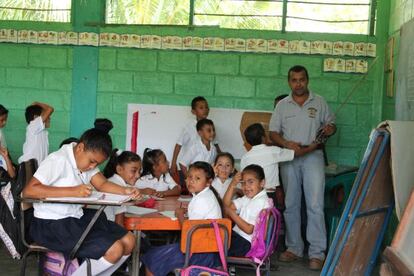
[0,0,413,275]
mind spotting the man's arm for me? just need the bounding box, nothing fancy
[269,131,301,151]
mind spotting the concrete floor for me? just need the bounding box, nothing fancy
[0,243,320,276]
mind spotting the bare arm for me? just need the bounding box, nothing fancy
[0,147,16,178]
[170,144,181,174]
[223,172,241,209]
[160,185,181,197]
[91,172,141,199]
[225,207,254,235]
[22,177,91,199]
[32,102,54,122]
[114,213,125,227]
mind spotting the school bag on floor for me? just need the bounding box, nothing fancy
[245,203,282,276]
[43,251,79,276]
[179,221,229,276]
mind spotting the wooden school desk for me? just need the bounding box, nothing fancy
[124,196,190,276]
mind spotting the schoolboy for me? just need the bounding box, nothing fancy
[18,102,54,165]
[170,96,220,175]
[241,123,294,202]
[0,104,9,148]
[179,118,217,176]
[23,128,140,275]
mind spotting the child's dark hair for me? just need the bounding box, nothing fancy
[196,118,214,131]
[94,118,113,134]
[142,148,165,178]
[243,164,265,181]
[191,96,207,110]
[59,137,79,148]
[244,123,265,146]
[188,161,223,216]
[25,105,42,124]
[274,94,288,108]
[214,152,235,166]
[0,105,8,116]
[103,149,141,178]
[79,128,112,158]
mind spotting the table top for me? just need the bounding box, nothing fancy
[124,196,190,231]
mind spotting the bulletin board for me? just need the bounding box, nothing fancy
[125,104,272,162]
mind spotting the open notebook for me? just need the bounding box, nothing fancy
[45,191,132,204]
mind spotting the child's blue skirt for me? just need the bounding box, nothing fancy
[30,208,127,259]
[142,243,219,276]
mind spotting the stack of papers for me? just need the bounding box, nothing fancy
[159,211,177,220]
[46,191,132,204]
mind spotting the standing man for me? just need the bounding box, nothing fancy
[269,65,336,270]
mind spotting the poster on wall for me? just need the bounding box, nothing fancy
[126,104,272,163]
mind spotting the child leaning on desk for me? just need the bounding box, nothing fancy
[142,161,223,276]
[103,149,142,226]
[22,128,141,276]
[135,148,180,197]
[224,164,271,257]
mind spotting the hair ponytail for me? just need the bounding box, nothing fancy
[103,148,119,178]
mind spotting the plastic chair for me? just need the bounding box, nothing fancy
[175,218,232,274]
[17,159,92,276]
[227,207,281,276]
[324,171,357,246]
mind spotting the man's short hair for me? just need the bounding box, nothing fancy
[288,65,309,81]
[191,96,207,110]
[196,118,214,131]
[244,123,265,146]
[79,128,112,158]
[25,105,42,124]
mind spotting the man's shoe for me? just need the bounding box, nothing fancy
[309,258,324,271]
[278,251,301,262]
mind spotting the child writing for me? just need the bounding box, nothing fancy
[103,149,142,226]
[179,118,218,176]
[212,152,235,199]
[22,128,141,276]
[18,102,54,165]
[142,161,222,276]
[241,123,294,208]
[0,104,8,149]
[223,164,271,257]
[136,148,180,197]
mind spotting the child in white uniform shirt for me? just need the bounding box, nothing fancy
[0,104,8,149]
[212,152,235,199]
[179,118,217,176]
[224,164,271,256]
[103,149,142,226]
[241,123,294,208]
[23,128,141,276]
[136,148,180,197]
[142,161,222,276]
[18,102,54,165]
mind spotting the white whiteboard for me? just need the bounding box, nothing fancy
[126,104,269,162]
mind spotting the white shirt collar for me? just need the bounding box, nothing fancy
[192,186,210,197]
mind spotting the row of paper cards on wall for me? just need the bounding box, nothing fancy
[0,29,376,58]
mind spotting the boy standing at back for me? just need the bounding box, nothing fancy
[170,96,220,175]
[241,123,294,207]
[18,102,54,165]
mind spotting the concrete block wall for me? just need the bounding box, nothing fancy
[0,44,72,159]
[97,47,376,166]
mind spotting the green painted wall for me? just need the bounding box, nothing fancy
[0,1,393,166]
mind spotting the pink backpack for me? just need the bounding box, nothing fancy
[43,251,79,276]
[245,205,282,276]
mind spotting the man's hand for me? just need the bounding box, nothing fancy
[322,124,336,136]
[284,141,301,151]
